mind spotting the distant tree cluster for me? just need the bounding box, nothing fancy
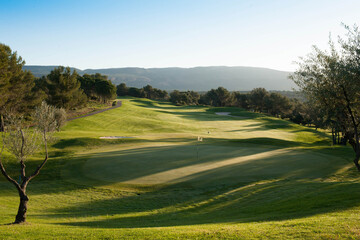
[170,91,200,105]
[200,87,233,107]
[36,68,117,109]
[78,73,117,103]
[168,86,306,124]
[116,83,168,100]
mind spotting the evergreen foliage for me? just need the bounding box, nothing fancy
[0,44,45,131]
[116,83,128,96]
[78,73,116,103]
[170,90,200,105]
[41,66,87,109]
[117,83,168,100]
[202,87,233,107]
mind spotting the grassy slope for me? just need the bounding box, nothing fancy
[0,97,359,239]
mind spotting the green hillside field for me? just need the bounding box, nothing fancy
[0,97,359,239]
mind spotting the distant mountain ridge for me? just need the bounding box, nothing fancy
[23,65,294,91]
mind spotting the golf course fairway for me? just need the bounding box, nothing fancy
[0,97,359,239]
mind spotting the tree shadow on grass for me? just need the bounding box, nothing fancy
[227,137,330,148]
[0,135,349,198]
[35,141,357,228]
[1,137,353,227]
[52,137,143,149]
[228,117,331,143]
[0,140,271,196]
[68,143,277,183]
[50,178,360,228]
[0,138,264,196]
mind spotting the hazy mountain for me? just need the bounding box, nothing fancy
[23,65,294,91]
[24,65,80,76]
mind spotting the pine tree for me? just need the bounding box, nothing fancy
[0,44,45,131]
[44,66,87,109]
[94,78,116,103]
[116,83,128,96]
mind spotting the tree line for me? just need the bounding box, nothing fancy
[35,67,117,109]
[169,87,317,126]
[0,43,117,130]
[116,83,168,100]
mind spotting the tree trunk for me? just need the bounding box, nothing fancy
[331,128,336,145]
[342,86,360,171]
[14,194,29,224]
[353,152,360,172]
[0,114,4,132]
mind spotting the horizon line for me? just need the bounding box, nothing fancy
[24,64,293,72]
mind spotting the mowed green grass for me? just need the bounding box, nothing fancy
[0,97,359,239]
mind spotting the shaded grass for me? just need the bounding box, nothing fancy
[53,137,142,150]
[51,180,360,228]
[81,143,346,185]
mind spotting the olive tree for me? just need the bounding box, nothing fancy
[0,102,62,223]
[291,24,360,170]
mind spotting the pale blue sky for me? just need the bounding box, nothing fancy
[1,0,359,71]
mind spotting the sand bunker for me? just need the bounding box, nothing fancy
[215,112,231,116]
[100,136,134,139]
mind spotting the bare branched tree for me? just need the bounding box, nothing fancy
[0,101,63,224]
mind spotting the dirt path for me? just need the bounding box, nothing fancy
[67,101,122,121]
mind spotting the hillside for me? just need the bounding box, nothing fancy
[0,97,358,239]
[24,65,294,91]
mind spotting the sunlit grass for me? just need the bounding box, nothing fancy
[0,97,358,239]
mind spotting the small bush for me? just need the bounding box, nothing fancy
[54,108,67,131]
